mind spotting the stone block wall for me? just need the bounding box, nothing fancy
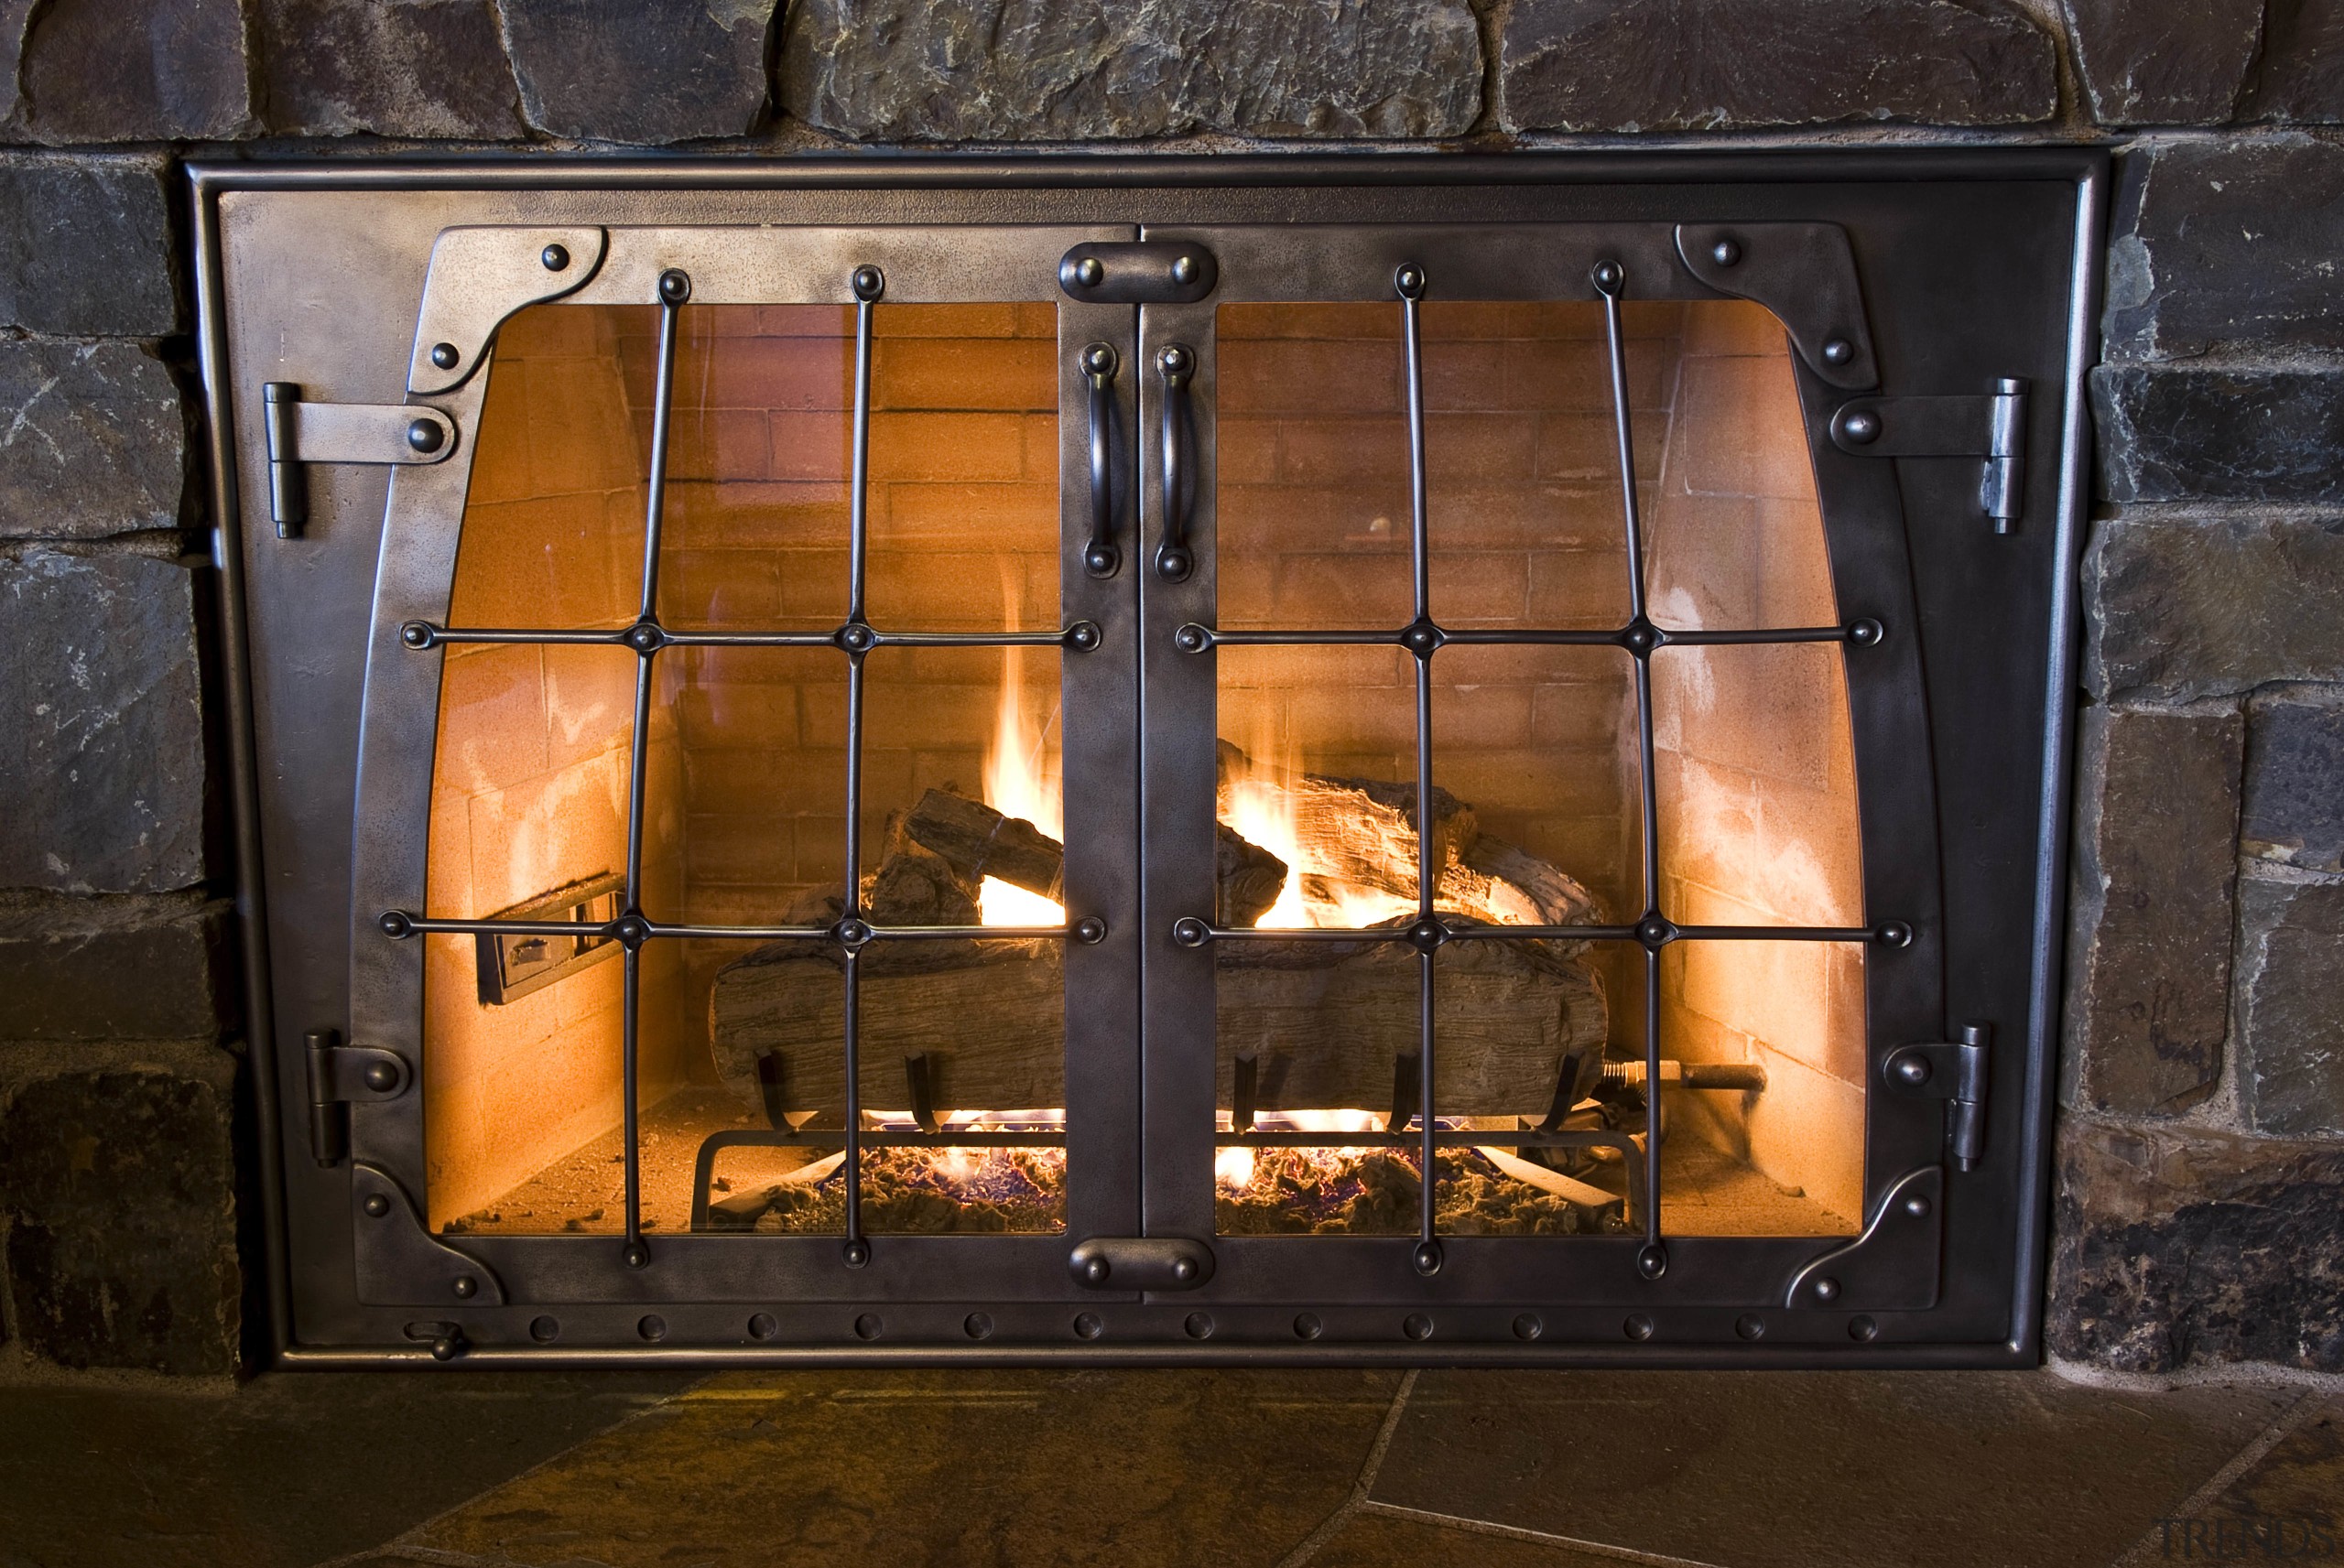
[2,0,2339,1376]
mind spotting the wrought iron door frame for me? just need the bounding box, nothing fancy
[191,150,2105,1368]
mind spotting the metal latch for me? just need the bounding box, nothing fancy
[306,1027,412,1167]
[262,384,457,538]
[1069,1236,1216,1291]
[1882,1023,1991,1171]
[1058,242,1218,304]
[1828,379,2029,533]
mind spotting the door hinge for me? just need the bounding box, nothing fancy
[1058,242,1218,304]
[1828,378,2028,534]
[305,1027,413,1167]
[262,384,456,539]
[1882,1023,1991,1171]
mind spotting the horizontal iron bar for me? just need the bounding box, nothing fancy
[381,914,1075,943]
[1216,1130,1643,1149]
[1199,923,1888,944]
[1199,623,1865,649]
[742,1130,1069,1149]
[415,623,1078,651]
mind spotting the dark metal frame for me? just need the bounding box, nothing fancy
[190,150,2104,1368]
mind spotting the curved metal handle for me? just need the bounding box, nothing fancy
[1155,342,1196,582]
[1080,342,1120,578]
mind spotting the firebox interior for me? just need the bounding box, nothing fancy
[424,292,1860,1243]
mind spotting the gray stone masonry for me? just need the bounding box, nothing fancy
[0,340,186,539]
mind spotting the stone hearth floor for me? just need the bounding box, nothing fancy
[0,1365,2335,1566]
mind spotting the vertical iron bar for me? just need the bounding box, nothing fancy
[1598,263,1666,1253]
[616,269,687,1268]
[839,265,881,1260]
[638,280,683,623]
[1398,265,1438,1251]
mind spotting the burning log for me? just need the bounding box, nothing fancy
[1216,824,1288,928]
[709,927,1605,1120]
[902,788,1062,901]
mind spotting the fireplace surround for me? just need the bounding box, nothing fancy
[196,151,2101,1364]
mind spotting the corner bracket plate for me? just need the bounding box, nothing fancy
[352,1161,508,1309]
[1676,222,1878,391]
[407,225,608,395]
[1783,1164,1943,1312]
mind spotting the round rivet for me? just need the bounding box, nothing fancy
[1074,1312,1104,1340]
[748,1313,779,1341]
[1080,1255,1111,1285]
[398,622,434,649]
[625,622,665,654]
[1591,259,1625,295]
[852,265,884,302]
[637,1314,667,1343]
[1074,256,1103,287]
[1172,917,1210,948]
[1636,1242,1669,1281]
[1839,409,1882,445]
[842,1238,871,1268]
[540,243,570,272]
[363,1060,399,1093]
[836,622,875,654]
[1736,1314,1765,1341]
[1075,916,1107,945]
[1636,917,1675,949]
[429,342,459,371]
[1875,921,1915,948]
[1710,238,1742,268]
[530,1315,560,1344]
[1394,263,1427,299]
[1156,546,1193,582]
[657,268,691,306]
[1294,1313,1324,1341]
[613,915,650,949]
[1514,1314,1544,1341]
[1080,341,1115,377]
[1171,254,1199,285]
[1184,1312,1214,1340]
[964,1313,994,1340]
[1813,1276,1841,1303]
[1172,1256,1199,1282]
[853,1313,882,1340]
[1408,918,1447,954]
[1850,1314,1880,1342]
[451,1275,477,1299]
[834,918,871,949]
[1904,1193,1932,1219]
[1894,1054,1931,1087]
[363,1193,391,1218]
[1848,618,1885,647]
[1083,545,1117,577]
[1401,620,1444,656]
[1064,620,1101,652]
[1822,338,1856,367]
[1157,343,1192,377]
[1412,1240,1444,1277]
[377,911,415,940]
[1624,1312,1655,1341]
[1622,621,1660,654]
[405,418,445,454]
[430,1335,461,1361]
[623,1238,650,1269]
[1403,1314,1433,1341]
[1174,623,1210,654]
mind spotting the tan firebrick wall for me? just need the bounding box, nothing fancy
[422,304,690,1228]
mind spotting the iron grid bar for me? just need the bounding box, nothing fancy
[1180,922,1889,946]
[840,267,879,1265]
[403,623,1079,652]
[1398,263,1440,1261]
[1191,623,1865,650]
[375,914,1076,943]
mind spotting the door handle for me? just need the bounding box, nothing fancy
[1080,342,1120,578]
[1155,342,1196,582]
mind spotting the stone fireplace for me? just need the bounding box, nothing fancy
[1,1,2339,1380]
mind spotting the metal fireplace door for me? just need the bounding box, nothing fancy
[1123,218,2045,1347]
[330,224,1150,1318]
